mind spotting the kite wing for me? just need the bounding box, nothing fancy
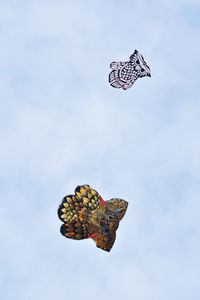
[58,185,105,240]
[60,221,97,240]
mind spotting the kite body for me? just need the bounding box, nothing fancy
[109,50,151,90]
[58,185,128,252]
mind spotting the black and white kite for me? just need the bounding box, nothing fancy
[109,50,151,90]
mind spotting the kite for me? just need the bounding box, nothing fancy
[108,49,151,90]
[58,184,128,252]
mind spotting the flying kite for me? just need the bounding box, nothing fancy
[58,184,128,252]
[109,50,151,90]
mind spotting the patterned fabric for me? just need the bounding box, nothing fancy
[58,185,128,252]
[109,50,151,90]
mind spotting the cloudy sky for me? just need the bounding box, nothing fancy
[0,1,200,299]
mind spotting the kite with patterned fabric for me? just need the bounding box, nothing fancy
[58,184,128,252]
[109,50,151,90]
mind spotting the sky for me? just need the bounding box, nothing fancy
[0,0,200,299]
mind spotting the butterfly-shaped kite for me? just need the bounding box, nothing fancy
[109,50,151,90]
[58,185,128,252]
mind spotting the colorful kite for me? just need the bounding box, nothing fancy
[109,50,151,90]
[58,184,128,252]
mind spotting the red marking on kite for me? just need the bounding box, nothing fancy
[88,233,98,239]
[100,197,106,207]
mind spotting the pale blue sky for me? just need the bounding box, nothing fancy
[0,1,200,300]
